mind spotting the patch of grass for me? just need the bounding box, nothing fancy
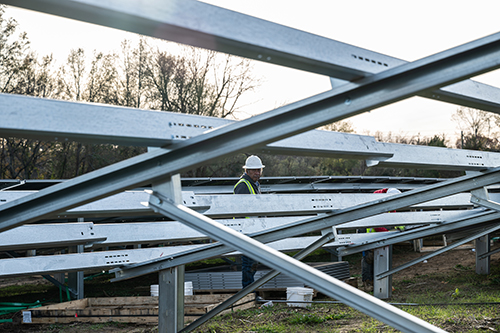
[287,313,325,325]
[0,283,54,298]
[88,321,128,330]
[454,264,471,271]
[46,323,65,330]
[324,312,351,320]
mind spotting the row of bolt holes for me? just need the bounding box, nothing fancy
[170,122,214,130]
[171,123,214,140]
[105,254,129,265]
[467,155,484,166]
[312,198,333,209]
[352,54,388,67]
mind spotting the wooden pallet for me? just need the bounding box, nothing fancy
[22,294,255,324]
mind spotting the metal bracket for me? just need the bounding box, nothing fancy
[470,188,500,212]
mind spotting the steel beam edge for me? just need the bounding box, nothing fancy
[3,0,500,114]
[2,29,500,235]
[339,210,500,256]
[148,193,445,333]
[376,223,500,280]
[180,232,335,333]
[112,167,500,281]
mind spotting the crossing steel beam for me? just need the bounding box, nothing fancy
[4,92,500,171]
[1,29,500,234]
[1,209,474,251]
[113,167,500,280]
[0,222,105,251]
[0,190,477,220]
[338,209,500,256]
[3,0,500,114]
[376,223,500,280]
[147,193,445,333]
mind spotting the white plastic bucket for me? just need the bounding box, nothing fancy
[184,281,193,295]
[150,284,159,297]
[286,287,313,307]
[151,282,193,296]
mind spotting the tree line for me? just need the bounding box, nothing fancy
[0,7,257,179]
[1,6,499,180]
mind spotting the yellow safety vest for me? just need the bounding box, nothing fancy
[234,178,256,194]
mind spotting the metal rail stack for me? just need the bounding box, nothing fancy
[2,1,500,332]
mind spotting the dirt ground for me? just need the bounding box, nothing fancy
[0,242,497,332]
[372,243,480,279]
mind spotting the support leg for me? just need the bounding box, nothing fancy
[68,244,84,300]
[373,246,392,299]
[476,234,490,275]
[152,174,184,332]
[159,266,185,333]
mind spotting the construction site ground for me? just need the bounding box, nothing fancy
[1,240,499,332]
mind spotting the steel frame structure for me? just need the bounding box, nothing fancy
[1,25,500,233]
[2,207,493,276]
[1,1,500,332]
[4,93,500,171]
[0,190,478,220]
[113,168,500,281]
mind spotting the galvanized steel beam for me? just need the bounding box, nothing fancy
[147,192,445,333]
[4,92,500,171]
[0,93,232,146]
[0,245,204,277]
[0,209,470,251]
[3,0,500,114]
[113,168,500,280]
[338,210,500,256]
[0,190,477,220]
[376,223,500,280]
[0,222,105,251]
[180,233,335,333]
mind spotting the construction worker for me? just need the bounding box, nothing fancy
[233,155,265,288]
[362,188,402,291]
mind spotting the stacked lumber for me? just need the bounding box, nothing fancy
[22,294,255,324]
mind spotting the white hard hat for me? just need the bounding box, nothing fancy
[243,155,265,169]
[387,188,401,194]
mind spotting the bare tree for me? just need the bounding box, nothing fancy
[13,53,56,97]
[0,6,30,93]
[452,107,500,150]
[86,51,120,104]
[119,38,149,108]
[319,120,356,133]
[452,107,497,138]
[145,45,259,118]
[56,48,86,101]
[0,7,55,179]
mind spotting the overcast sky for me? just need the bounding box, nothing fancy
[5,1,500,145]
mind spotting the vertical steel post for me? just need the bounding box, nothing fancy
[475,235,490,275]
[153,174,184,332]
[67,246,84,299]
[373,245,392,299]
[68,217,85,300]
[159,266,185,332]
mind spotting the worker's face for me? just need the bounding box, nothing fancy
[246,168,262,183]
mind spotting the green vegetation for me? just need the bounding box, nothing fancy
[2,249,500,332]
